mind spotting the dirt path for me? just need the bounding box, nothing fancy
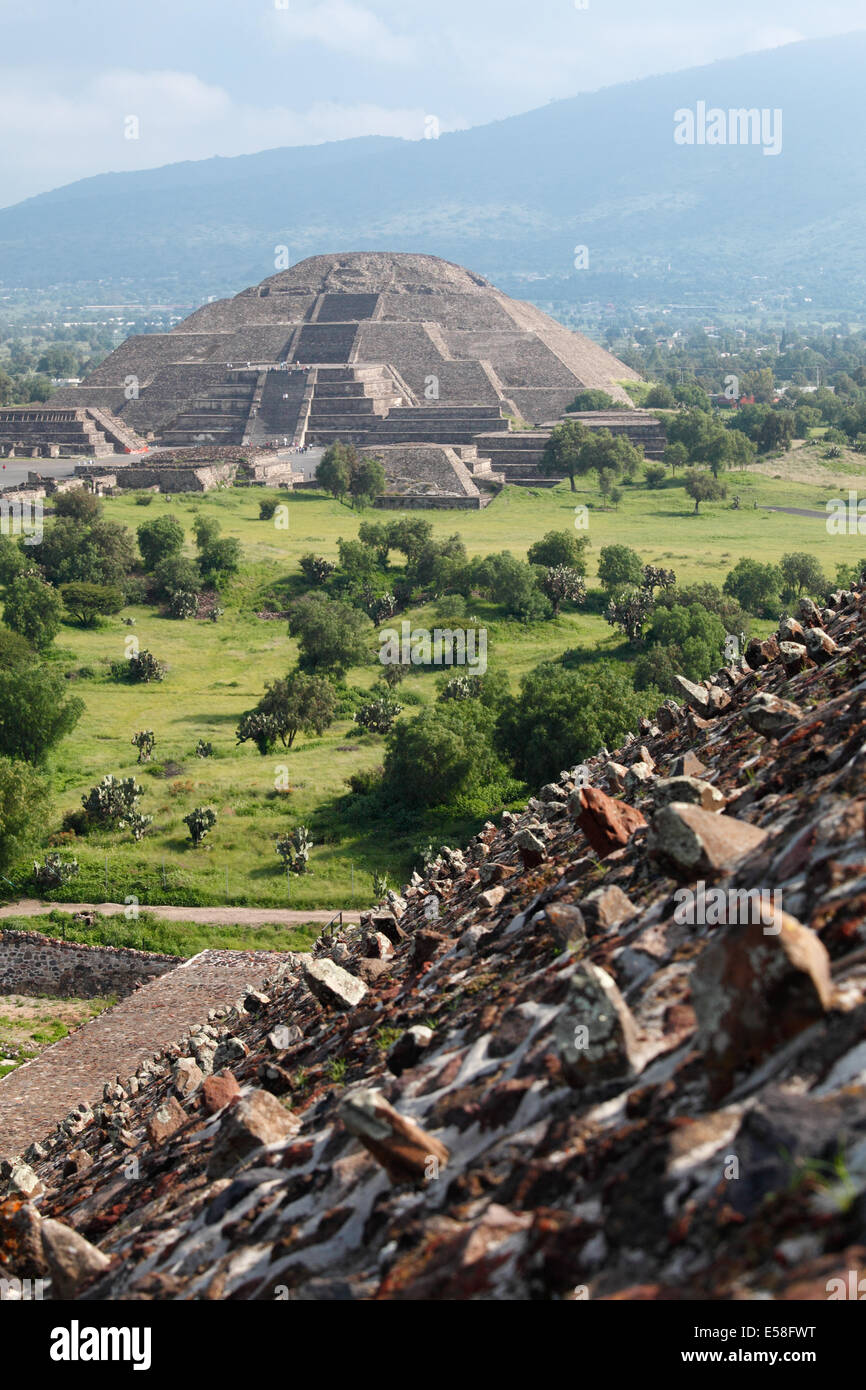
[0,899,361,927]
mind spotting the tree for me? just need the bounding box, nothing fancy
[527,531,590,572]
[39,516,135,587]
[598,467,616,507]
[779,552,827,603]
[539,419,588,491]
[472,552,551,621]
[684,470,727,513]
[723,558,783,618]
[191,515,221,550]
[199,537,242,585]
[758,411,795,454]
[496,660,655,787]
[137,515,185,571]
[633,604,726,694]
[568,389,617,411]
[288,594,373,676]
[0,626,34,670]
[604,586,655,641]
[316,443,355,500]
[236,671,338,754]
[644,464,667,488]
[663,442,688,475]
[358,522,392,567]
[337,537,379,586]
[382,699,509,809]
[3,571,64,650]
[598,545,643,592]
[152,553,200,599]
[645,383,676,408]
[348,456,386,509]
[0,756,50,872]
[53,489,103,523]
[0,535,26,586]
[539,566,586,616]
[61,582,124,627]
[299,554,336,586]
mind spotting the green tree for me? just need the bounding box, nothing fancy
[192,515,221,550]
[663,442,688,474]
[568,389,617,411]
[0,756,50,872]
[3,571,64,650]
[39,516,135,587]
[316,442,355,500]
[598,545,643,592]
[199,537,242,585]
[684,470,727,513]
[633,604,726,694]
[645,383,676,408]
[496,660,654,787]
[382,700,509,809]
[349,456,386,509]
[236,671,338,754]
[137,515,185,571]
[0,664,83,762]
[152,553,200,599]
[539,419,588,491]
[61,582,125,627]
[779,552,827,603]
[539,566,586,616]
[288,593,373,676]
[723,558,783,618]
[472,552,551,621]
[52,489,103,523]
[527,530,590,572]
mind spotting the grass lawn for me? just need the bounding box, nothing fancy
[20,461,866,910]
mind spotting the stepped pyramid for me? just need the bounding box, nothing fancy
[50,254,642,476]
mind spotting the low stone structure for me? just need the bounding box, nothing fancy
[0,930,176,1000]
[0,407,145,459]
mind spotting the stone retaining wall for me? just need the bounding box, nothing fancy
[0,930,177,1000]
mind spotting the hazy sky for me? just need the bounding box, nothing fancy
[0,0,863,206]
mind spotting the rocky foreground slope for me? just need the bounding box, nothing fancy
[2,586,866,1300]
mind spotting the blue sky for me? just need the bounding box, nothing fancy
[0,0,863,206]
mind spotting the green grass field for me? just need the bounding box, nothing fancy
[20,456,866,910]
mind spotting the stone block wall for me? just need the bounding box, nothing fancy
[0,930,178,1000]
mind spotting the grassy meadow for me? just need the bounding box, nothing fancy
[19,449,866,911]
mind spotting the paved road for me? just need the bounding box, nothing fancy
[763,505,828,519]
[0,899,361,926]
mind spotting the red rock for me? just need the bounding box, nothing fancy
[201,1071,241,1115]
[574,786,647,859]
[339,1088,449,1185]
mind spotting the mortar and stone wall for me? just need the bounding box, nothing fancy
[0,930,177,1000]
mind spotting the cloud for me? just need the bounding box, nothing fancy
[267,1,416,64]
[0,69,428,205]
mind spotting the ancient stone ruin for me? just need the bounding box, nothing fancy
[37,253,659,501]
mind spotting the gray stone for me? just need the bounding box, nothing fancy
[304,958,369,1011]
[41,1218,110,1299]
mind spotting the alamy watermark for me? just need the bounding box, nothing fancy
[674,102,783,157]
[826,491,866,535]
[673,880,782,934]
[379,621,487,675]
[0,497,42,545]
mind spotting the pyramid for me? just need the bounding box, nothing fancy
[50,253,640,452]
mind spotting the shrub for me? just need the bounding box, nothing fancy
[195,740,214,758]
[112,649,166,683]
[355,697,402,735]
[259,499,278,520]
[131,730,155,763]
[137,515,185,571]
[183,806,217,847]
[299,554,337,586]
[168,589,198,619]
[276,825,313,874]
[82,775,152,840]
[32,852,79,891]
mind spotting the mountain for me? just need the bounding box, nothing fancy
[2,34,866,312]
